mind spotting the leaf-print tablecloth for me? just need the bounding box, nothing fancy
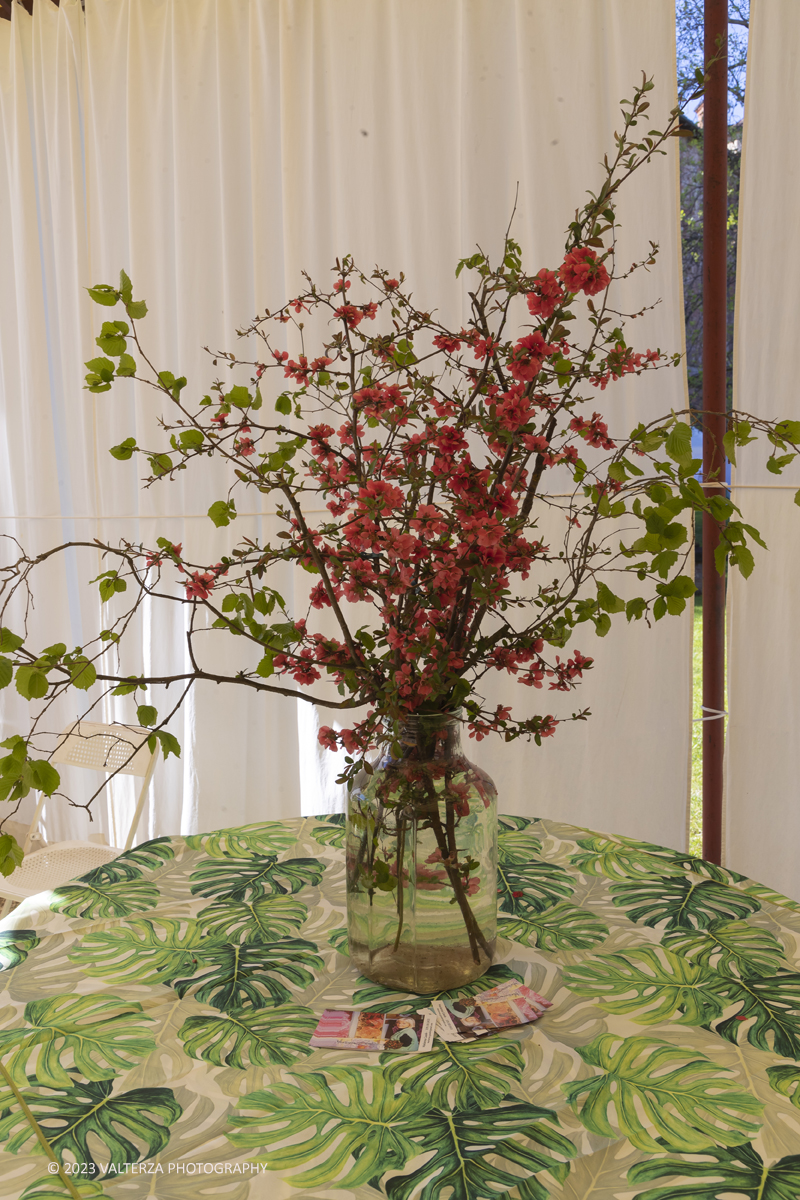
[1,813,800,1199]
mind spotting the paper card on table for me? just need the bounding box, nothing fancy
[431,1002,464,1042]
[310,1008,436,1052]
[480,1000,527,1028]
[432,982,552,1042]
[311,1009,354,1040]
[432,997,492,1042]
[507,995,546,1022]
[354,1010,385,1041]
[384,1013,436,1052]
[475,980,552,1014]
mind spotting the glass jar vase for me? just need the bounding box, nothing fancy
[345,712,498,993]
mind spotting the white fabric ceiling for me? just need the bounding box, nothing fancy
[0,0,690,849]
[726,0,800,901]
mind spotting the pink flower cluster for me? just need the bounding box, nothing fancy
[234,424,255,456]
[569,412,615,451]
[165,232,671,764]
[353,383,408,421]
[335,302,378,329]
[185,561,228,601]
[284,355,334,384]
[468,709,559,742]
[559,246,611,297]
[524,248,609,323]
[526,269,565,319]
[591,344,661,391]
[507,332,558,383]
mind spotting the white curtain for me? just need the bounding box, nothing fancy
[0,0,690,849]
[726,0,800,900]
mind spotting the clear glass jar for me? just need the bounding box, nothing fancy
[345,712,498,993]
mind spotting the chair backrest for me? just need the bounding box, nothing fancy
[28,721,158,853]
[52,721,153,776]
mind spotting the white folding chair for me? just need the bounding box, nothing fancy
[0,721,157,915]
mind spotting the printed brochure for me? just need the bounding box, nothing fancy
[310,980,551,1051]
[432,980,552,1042]
[309,1007,436,1052]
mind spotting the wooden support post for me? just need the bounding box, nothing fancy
[702,0,728,865]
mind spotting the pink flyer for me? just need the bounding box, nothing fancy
[310,1008,436,1052]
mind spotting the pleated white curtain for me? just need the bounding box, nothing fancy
[0,0,691,848]
[726,0,800,900]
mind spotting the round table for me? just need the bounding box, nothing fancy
[1,813,800,1198]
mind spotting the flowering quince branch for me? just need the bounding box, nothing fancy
[1,75,798,879]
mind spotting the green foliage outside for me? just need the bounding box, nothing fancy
[676,1,749,415]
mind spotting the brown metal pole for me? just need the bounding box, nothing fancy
[702,0,728,865]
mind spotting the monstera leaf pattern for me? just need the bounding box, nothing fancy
[171,938,323,1011]
[185,822,299,858]
[495,826,608,953]
[1,812,799,1197]
[570,835,746,886]
[570,835,689,881]
[767,1063,800,1108]
[662,919,787,978]
[741,882,800,914]
[189,854,324,901]
[0,928,38,970]
[195,894,308,943]
[310,813,347,847]
[497,825,544,862]
[79,838,175,884]
[381,1035,525,1110]
[179,1006,317,1068]
[352,962,524,1016]
[712,972,800,1058]
[498,900,610,951]
[328,926,350,954]
[610,875,762,930]
[384,1102,575,1200]
[564,1034,764,1153]
[628,1141,800,1199]
[0,994,155,1087]
[562,946,729,1026]
[68,918,208,986]
[19,1181,113,1200]
[0,1077,181,1175]
[665,852,747,884]
[230,1065,575,1198]
[50,877,160,919]
[497,855,575,912]
[229,1067,430,1189]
